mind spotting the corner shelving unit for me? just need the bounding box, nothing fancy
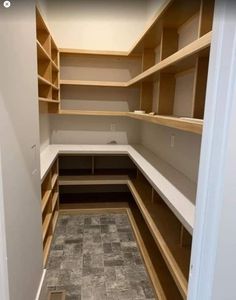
[58,0,214,135]
[36,7,60,113]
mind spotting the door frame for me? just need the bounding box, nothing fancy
[188,0,236,299]
[0,148,9,300]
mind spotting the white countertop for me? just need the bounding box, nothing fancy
[40,144,196,233]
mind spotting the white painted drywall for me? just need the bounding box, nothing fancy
[50,115,141,145]
[0,2,43,300]
[140,122,201,183]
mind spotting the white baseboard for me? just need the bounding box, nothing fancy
[35,269,46,300]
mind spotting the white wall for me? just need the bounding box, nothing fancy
[39,114,51,152]
[140,123,201,182]
[42,0,149,51]
[0,2,43,300]
[50,115,141,145]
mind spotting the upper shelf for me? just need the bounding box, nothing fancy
[60,80,127,88]
[128,32,211,85]
[59,48,130,57]
[59,32,211,89]
[129,0,200,54]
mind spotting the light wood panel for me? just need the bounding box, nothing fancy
[59,175,129,186]
[59,48,130,56]
[128,179,189,299]
[198,0,215,37]
[128,32,211,86]
[43,235,52,266]
[36,6,60,112]
[129,202,183,300]
[126,208,167,300]
[41,159,59,266]
[192,56,209,118]
[140,82,153,113]
[160,28,179,60]
[142,49,156,71]
[60,80,127,88]
[128,113,203,134]
[157,73,176,115]
[41,190,51,213]
[42,213,52,241]
[59,109,128,117]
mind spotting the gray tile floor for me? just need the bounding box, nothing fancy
[45,213,156,300]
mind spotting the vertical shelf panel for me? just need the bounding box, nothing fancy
[140,49,155,113]
[198,0,215,37]
[140,82,153,113]
[192,56,209,119]
[142,48,156,71]
[158,73,176,115]
[160,28,179,60]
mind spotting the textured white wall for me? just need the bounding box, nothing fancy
[0,2,43,300]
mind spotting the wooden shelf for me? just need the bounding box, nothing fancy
[51,173,58,189]
[38,75,51,86]
[39,97,60,103]
[128,32,211,86]
[51,83,59,90]
[128,113,203,135]
[59,48,130,56]
[59,109,128,117]
[60,80,127,88]
[43,235,52,267]
[51,61,59,71]
[41,190,51,213]
[52,192,59,212]
[52,211,59,232]
[42,213,52,241]
[37,40,51,61]
[59,175,129,186]
[128,179,189,298]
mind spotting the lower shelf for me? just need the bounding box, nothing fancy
[42,213,52,241]
[59,175,129,186]
[128,178,190,299]
[43,235,53,267]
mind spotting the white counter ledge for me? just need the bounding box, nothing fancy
[40,144,196,233]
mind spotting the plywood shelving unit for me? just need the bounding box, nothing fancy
[36,7,60,113]
[58,0,214,135]
[57,153,192,298]
[41,159,59,266]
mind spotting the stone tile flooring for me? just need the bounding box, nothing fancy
[45,213,156,300]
